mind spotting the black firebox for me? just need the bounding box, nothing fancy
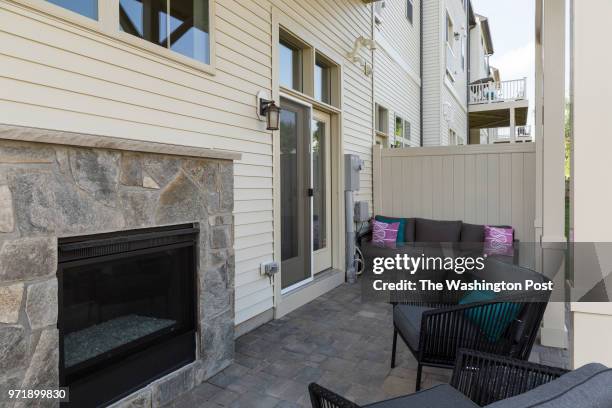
[58,224,198,407]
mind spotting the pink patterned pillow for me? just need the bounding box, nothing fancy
[372,220,400,247]
[484,226,514,256]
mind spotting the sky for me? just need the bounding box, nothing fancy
[471,0,536,127]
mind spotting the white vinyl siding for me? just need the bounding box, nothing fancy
[0,0,372,326]
[374,0,421,149]
[422,0,441,146]
[422,0,467,146]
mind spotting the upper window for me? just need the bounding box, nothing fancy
[394,116,406,147]
[46,0,98,19]
[406,0,413,24]
[279,37,302,92]
[446,13,454,47]
[120,0,211,64]
[375,104,389,134]
[314,54,331,104]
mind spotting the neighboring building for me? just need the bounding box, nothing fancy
[372,0,421,148]
[467,14,531,144]
[422,0,470,146]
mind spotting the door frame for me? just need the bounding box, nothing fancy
[312,109,333,274]
[272,7,346,318]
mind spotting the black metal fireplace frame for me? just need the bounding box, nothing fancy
[57,224,199,407]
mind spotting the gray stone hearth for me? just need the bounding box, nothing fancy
[0,127,239,407]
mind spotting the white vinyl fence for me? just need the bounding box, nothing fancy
[372,143,536,242]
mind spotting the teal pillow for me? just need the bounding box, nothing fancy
[375,216,406,243]
[459,290,522,342]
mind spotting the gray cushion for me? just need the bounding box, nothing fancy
[415,218,462,243]
[365,384,479,408]
[460,223,485,242]
[404,217,416,242]
[393,305,435,350]
[486,363,612,408]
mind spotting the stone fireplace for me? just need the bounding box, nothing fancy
[0,126,238,407]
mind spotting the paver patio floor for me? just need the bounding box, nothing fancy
[167,283,568,408]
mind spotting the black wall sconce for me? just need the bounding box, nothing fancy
[257,92,280,131]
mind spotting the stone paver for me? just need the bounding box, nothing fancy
[168,283,569,407]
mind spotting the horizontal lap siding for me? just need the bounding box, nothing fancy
[422,0,441,146]
[376,145,537,242]
[0,0,372,325]
[441,84,468,145]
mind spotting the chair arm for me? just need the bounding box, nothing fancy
[308,383,361,408]
[450,349,569,406]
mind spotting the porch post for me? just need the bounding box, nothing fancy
[571,0,612,368]
[509,107,516,143]
[538,0,568,348]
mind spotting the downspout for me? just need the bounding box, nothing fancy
[420,0,424,146]
[466,0,471,143]
[372,0,376,148]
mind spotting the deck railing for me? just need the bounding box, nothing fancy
[469,78,527,104]
[480,126,532,144]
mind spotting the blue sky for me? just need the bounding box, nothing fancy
[471,0,535,82]
[471,0,535,126]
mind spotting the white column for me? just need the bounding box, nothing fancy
[571,0,612,368]
[509,108,516,143]
[538,0,568,349]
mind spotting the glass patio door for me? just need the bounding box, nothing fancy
[312,111,332,273]
[280,97,312,291]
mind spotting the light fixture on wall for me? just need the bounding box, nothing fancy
[257,91,280,131]
[348,36,376,77]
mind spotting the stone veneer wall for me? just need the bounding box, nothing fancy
[0,138,235,407]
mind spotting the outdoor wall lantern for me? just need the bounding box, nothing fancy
[257,91,280,131]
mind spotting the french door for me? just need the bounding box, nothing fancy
[280,97,333,292]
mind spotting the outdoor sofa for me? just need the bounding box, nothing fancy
[309,349,612,408]
[360,217,551,390]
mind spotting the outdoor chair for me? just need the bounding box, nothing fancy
[390,256,552,391]
[392,297,549,390]
[309,349,612,408]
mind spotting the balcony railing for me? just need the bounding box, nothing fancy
[469,78,527,104]
[479,126,532,144]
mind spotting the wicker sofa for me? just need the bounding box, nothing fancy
[309,349,612,408]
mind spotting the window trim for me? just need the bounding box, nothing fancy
[446,11,455,48]
[394,115,408,148]
[11,0,216,75]
[375,103,389,135]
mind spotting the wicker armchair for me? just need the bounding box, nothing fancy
[392,298,549,391]
[389,256,552,391]
[450,349,569,406]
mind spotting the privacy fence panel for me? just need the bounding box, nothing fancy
[373,144,536,242]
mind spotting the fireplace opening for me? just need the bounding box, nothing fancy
[58,224,198,407]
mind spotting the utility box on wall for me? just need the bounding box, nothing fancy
[345,154,363,192]
[354,201,369,222]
